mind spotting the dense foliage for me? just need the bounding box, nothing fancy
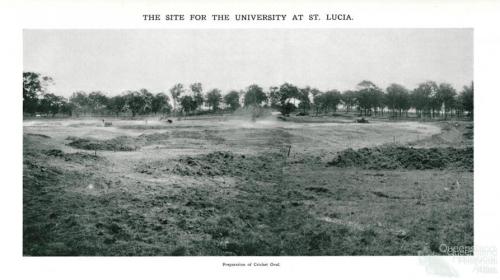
[23,72,473,118]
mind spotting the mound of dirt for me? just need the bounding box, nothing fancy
[23,160,62,189]
[42,149,103,162]
[44,149,64,157]
[138,132,170,143]
[27,133,51,138]
[67,123,101,128]
[136,151,283,180]
[117,124,171,130]
[170,130,204,139]
[67,136,141,151]
[66,130,224,152]
[139,130,223,142]
[328,145,473,171]
[173,151,244,176]
[410,122,473,148]
[463,124,474,140]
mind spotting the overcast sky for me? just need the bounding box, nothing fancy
[24,29,472,97]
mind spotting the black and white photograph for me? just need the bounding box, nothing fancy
[22,29,474,256]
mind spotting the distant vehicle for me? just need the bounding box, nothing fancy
[159,116,173,123]
[35,114,41,118]
[102,119,112,127]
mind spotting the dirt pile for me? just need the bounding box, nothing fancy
[42,149,102,163]
[67,136,141,151]
[23,160,62,190]
[463,124,473,140]
[118,124,171,130]
[27,133,51,138]
[169,130,224,143]
[66,130,224,152]
[136,151,284,180]
[328,145,473,171]
[43,149,65,157]
[410,122,473,148]
[67,123,101,128]
[138,132,170,143]
[173,151,249,176]
[138,130,221,143]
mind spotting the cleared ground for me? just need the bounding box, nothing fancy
[23,115,473,255]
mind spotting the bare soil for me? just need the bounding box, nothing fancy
[328,145,473,171]
[23,115,473,256]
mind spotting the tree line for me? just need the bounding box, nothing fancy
[23,72,473,119]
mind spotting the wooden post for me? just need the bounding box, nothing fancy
[287,145,292,157]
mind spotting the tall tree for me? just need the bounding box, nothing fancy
[23,72,52,115]
[205,89,222,111]
[190,82,204,111]
[324,90,342,113]
[60,100,75,116]
[341,90,358,113]
[107,95,127,117]
[459,82,473,118]
[276,83,300,115]
[39,93,65,116]
[310,88,323,115]
[297,86,311,114]
[386,83,410,117]
[426,81,441,118]
[313,94,326,115]
[268,86,280,108]
[437,83,457,119]
[88,91,109,114]
[69,91,91,116]
[190,83,203,95]
[138,88,154,114]
[152,92,171,115]
[297,87,312,114]
[170,83,184,114]
[124,91,145,117]
[356,80,383,116]
[244,84,267,107]
[411,81,437,118]
[224,91,241,111]
[179,95,197,115]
